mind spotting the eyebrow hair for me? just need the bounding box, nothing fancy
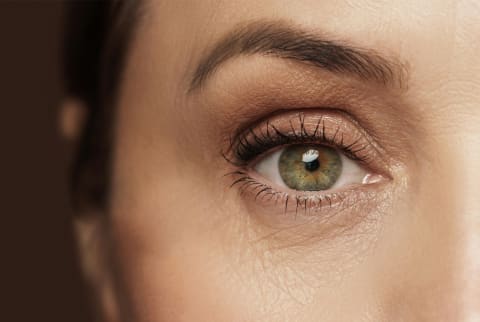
[189,21,407,92]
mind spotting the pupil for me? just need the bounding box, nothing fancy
[304,158,320,172]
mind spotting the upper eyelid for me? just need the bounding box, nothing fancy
[225,110,382,167]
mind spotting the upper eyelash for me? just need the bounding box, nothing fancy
[223,113,370,167]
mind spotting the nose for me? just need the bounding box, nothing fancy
[452,130,480,321]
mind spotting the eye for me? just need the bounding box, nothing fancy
[225,110,388,215]
[255,144,368,192]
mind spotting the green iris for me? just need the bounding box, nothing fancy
[278,145,342,191]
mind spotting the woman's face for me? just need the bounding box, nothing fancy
[81,1,480,321]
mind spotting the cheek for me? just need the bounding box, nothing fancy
[108,170,282,321]
[107,145,392,322]
[107,97,397,321]
[108,107,254,320]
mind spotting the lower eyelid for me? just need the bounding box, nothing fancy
[225,169,391,239]
[229,167,387,210]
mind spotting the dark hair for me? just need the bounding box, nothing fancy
[63,1,140,211]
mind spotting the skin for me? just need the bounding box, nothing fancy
[63,0,480,321]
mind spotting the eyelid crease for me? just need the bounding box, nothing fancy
[223,110,387,174]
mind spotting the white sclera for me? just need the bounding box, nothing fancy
[254,147,369,190]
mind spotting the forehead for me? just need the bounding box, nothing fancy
[130,0,480,108]
[139,0,480,48]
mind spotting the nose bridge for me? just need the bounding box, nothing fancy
[387,92,480,320]
[378,1,480,318]
[380,125,480,322]
[421,113,480,320]
[453,127,480,320]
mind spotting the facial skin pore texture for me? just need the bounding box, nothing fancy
[69,1,480,321]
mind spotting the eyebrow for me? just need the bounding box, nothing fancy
[189,21,407,92]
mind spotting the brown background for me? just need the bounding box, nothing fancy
[1,2,93,321]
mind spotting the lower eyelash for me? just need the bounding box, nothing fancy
[226,170,347,215]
